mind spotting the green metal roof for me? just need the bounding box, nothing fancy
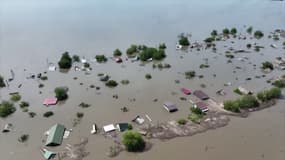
[45,124,65,146]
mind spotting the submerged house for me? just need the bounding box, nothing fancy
[45,124,65,146]
[132,115,145,125]
[103,124,116,133]
[181,88,191,95]
[193,90,209,100]
[163,102,178,112]
[116,123,129,132]
[194,101,209,112]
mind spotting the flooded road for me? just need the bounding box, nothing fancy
[0,0,285,159]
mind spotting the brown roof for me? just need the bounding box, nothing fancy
[193,90,209,100]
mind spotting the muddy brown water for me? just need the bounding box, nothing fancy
[1,0,285,160]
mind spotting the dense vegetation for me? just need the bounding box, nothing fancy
[95,55,108,63]
[54,87,68,100]
[113,49,122,57]
[58,52,72,69]
[139,47,166,61]
[257,87,282,102]
[272,79,285,88]
[179,36,190,46]
[126,45,138,56]
[0,76,5,87]
[224,95,259,112]
[0,101,16,118]
[122,131,146,152]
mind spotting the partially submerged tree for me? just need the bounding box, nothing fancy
[105,80,118,87]
[0,101,16,118]
[95,55,108,63]
[113,49,122,57]
[222,28,230,35]
[254,30,264,39]
[179,36,190,46]
[126,45,138,56]
[122,131,146,152]
[58,52,72,69]
[0,76,5,87]
[247,26,253,34]
[261,61,274,70]
[54,87,68,100]
[230,28,237,35]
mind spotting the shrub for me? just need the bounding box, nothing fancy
[72,55,80,62]
[79,102,90,108]
[113,49,122,57]
[224,100,240,113]
[179,36,190,46]
[247,26,253,34]
[145,74,152,80]
[76,112,84,118]
[18,134,29,143]
[272,80,285,88]
[0,101,16,117]
[128,124,133,130]
[121,80,130,85]
[238,95,259,109]
[28,112,36,118]
[105,80,118,87]
[283,41,285,46]
[204,37,215,43]
[190,107,204,115]
[262,61,274,70]
[185,71,196,79]
[83,63,90,68]
[254,30,264,39]
[10,94,21,102]
[40,76,48,81]
[19,101,29,108]
[230,28,237,35]
[122,131,146,152]
[199,64,209,69]
[246,43,252,48]
[54,87,68,100]
[43,111,54,118]
[58,52,72,69]
[159,43,167,49]
[233,88,243,95]
[178,118,187,125]
[222,28,230,35]
[257,88,281,102]
[0,76,5,87]
[211,30,218,37]
[95,55,107,63]
[126,45,138,55]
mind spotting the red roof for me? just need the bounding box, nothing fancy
[181,88,191,95]
[195,101,209,111]
[43,98,58,106]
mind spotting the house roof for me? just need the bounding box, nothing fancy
[193,90,209,100]
[195,101,208,110]
[43,98,58,106]
[45,124,65,146]
[116,123,129,132]
[103,124,116,133]
[163,102,178,112]
[181,88,191,95]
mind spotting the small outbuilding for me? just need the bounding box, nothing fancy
[193,90,209,100]
[163,102,178,112]
[194,101,209,112]
[45,124,65,146]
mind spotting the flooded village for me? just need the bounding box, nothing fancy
[1,0,285,160]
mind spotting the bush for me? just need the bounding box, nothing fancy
[19,101,29,108]
[254,30,264,39]
[72,55,80,62]
[18,134,29,143]
[230,28,237,35]
[122,131,146,152]
[0,101,16,117]
[257,87,282,102]
[105,80,118,87]
[247,26,253,34]
[246,43,252,48]
[0,76,5,87]
[233,88,243,95]
[272,80,285,88]
[43,111,54,118]
[40,76,48,81]
[76,112,84,118]
[190,107,204,115]
[28,112,36,118]
[178,118,187,125]
[262,61,274,70]
[121,80,130,85]
[222,28,230,35]
[204,37,215,43]
[283,41,285,46]
[10,94,21,102]
[224,100,240,113]
[128,124,133,130]
[83,63,90,68]
[185,71,196,79]
[179,36,190,46]
[58,52,72,69]
[145,74,152,80]
[54,87,68,100]
[224,95,259,112]
[126,45,138,55]
[211,30,218,37]
[113,49,122,57]
[95,55,107,63]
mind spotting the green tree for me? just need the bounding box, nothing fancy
[105,80,118,87]
[0,101,16,118]
[179,36,190,46]
[58,52,72,69]
[222,28,230,35]
[262,61,274,70]
[159,43,167,49]
[54,87,68,100]
[211,30,218,37]
[113,49,122,57]
[122,131,146,152]
[254,30,264,39]
[95,55,107,63]
[247,26,253,34]
[230,28,237,35]
[72,55,80,62]
[126,45,138,56]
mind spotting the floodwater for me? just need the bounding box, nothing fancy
[0,0,285,159]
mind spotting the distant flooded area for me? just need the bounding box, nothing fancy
[0,0,285,160]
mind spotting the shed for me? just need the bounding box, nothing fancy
[45,124,65,146]
[193,90,209,100]
[163,102,178,112]
[103,124,116,133]
[43,98,58,106]
[116,123,129,132]
[194,101,209,112]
